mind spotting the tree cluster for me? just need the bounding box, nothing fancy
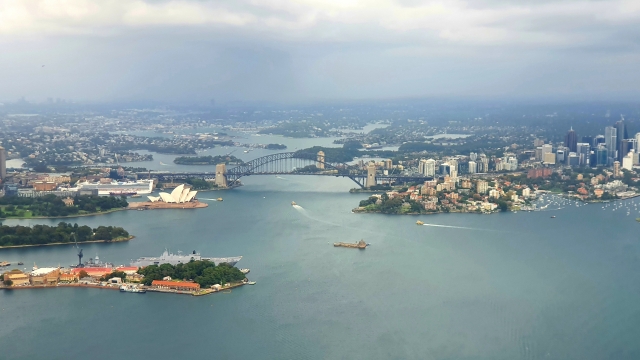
[0,194,127,218]
[137,260,245,288]
[0,222,129,247]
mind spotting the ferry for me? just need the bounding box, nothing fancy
[416,220,424,225]
[120,284,146,293]
[291,201,297,206]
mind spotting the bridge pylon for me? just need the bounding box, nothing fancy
[365,163,377,188]
[215,163,228,188]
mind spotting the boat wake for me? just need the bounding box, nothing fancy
[159,161,168,166]
[199,198,221,201]
[420,223,502,232]
[292,204,304,211]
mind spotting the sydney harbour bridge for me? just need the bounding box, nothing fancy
[136,151,433,188]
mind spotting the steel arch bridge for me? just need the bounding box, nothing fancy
[224,151,364,186]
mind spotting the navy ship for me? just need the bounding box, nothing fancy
[130,250,241,268]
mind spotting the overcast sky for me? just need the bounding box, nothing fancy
[1,0,639,104]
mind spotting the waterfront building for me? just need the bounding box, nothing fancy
[489,189,499,199]
[522,187,531,198]
[476,180,488,194]
[151,280,201,291]
[0,146,5,180]
[148,184,197,204]
[30,268,60,285]
[3,270,30,286]
[565,127,578,152]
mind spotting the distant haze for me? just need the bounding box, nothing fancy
[1,0,640,104]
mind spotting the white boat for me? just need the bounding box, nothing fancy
[246,281,256,285]
[120,284,146,293]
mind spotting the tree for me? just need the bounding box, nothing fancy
[78,270,89,279]
[3,279,13,286]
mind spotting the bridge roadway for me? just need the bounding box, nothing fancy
[136,151,433,188]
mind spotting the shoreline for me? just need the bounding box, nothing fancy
[0,207,127,220]
[0,236,135,249]
[0,281,246,296]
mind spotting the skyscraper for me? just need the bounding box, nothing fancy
[615,119,628,161]
[576,143,590,165]
[424,159,436,177]
[605,126,617,162]
[565,127,577,152]
[596,145,608,166]
[468,161,477,174]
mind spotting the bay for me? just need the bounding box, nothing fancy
[1,175,640,359]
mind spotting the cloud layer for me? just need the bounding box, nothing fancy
[1,0,640,102]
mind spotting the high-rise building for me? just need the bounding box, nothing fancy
[0,146,5,180]
[605,126,617,162]
[507,157,518,171]
[448,159,458,179]
[543,152,556,164]
[469,152,477,161]
[576,143,590,165]
[556,149,565,163]
[534,138,545,147]
[616,119,628,161]
[596,145,608,166]
[418,159,428,175]
[542,144,553,156]
[622,152,633,171]
[581,136,593,147]
[622,139,636,158]
[439,163,451,177]
[476,180,488,194]
[383,159,392,169]
[568,152,579,166]
[468,161,477,174]
[565,127,578,152]
[613,161,621,177]
[425,159,436,177]
[593,135,605,148]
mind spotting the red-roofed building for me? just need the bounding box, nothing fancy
[71,267,113,279]
[151,280,200,291]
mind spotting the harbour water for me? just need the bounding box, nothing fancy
[2,175,640,359]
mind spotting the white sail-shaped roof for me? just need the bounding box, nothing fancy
[170,185,184,203]
[147,196,161,202]
[179,187,190,203]
[185,191,197,202]
[159,192,175,203]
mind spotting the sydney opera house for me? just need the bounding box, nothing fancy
[147,184,197,203]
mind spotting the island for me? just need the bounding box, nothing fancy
[0,194,128,219]
[0,222,132,248]
[173,155,244,165]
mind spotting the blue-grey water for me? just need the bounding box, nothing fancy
[2,176,640,360]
